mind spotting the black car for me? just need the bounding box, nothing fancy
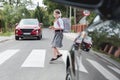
[52,0,120,80]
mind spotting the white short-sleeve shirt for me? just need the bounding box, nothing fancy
[54,18,64,29]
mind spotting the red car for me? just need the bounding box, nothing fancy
[15,19,42,40]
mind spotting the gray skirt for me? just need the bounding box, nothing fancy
[51,31,63,48]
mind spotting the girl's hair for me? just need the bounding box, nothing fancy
[54,9,62,17]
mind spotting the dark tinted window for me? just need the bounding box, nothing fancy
[19,19,39,26]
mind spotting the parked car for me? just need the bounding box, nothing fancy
[15,19,42,40]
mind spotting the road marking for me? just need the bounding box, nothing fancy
[0,49,19,65]
[75,56,88,73]
[59,50,88,73]
[79,56,88,73]
[21,49,46,67]
[87,59,119,80]
[108,65,120,74]
[59,50,69,65]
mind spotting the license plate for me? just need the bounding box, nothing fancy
[23,33,30,35]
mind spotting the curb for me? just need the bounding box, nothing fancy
[0,39,10,43]
[0,35,14,43]
[91,50,120,69]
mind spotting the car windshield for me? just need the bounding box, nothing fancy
[19,19,39,26]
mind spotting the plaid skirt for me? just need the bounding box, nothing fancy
[51,31,63,48]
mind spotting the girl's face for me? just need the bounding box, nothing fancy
[53,12,59,18]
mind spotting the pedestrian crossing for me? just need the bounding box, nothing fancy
[21,49,46,67]
[0,49,19,65]
[87,59,119,80]
[0,49,120,80]
[108,65,120,74]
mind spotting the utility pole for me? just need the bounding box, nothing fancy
[74,8,76,24]
[69,6,72,27]
[74,8,77,32]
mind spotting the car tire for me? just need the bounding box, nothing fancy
[66,67,72,80]
[15,36,19,40]
[86,49,90,52]
[37,36,40,40]
[37,35,42,40]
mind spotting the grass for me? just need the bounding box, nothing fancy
[0,32,14,36]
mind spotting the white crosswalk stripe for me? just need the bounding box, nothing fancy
[0,49,120,80]
[0,49,19,65]
[75,56,88,73]
[21,49,46,68]
[108,65,120,74]
[79,56,88,73]
[59,50,69,65]
[59,50,88,73]
[87,59,119,80]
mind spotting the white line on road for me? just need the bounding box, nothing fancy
[21,49,46,67]
[75,56,88,73]
[59,50,69,65]
[79,56,88,73]
[59,50,88,73]
[87,59,119,80]
[108,65,120,74]
[0,49,19,65]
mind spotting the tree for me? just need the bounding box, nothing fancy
[1,0,32,32]
[43,0,67,17]
[33,6,44,23]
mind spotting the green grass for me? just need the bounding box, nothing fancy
[0,32,14,36]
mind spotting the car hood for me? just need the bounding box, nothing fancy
[16,25,39,29]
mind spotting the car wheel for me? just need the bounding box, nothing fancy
[15,36,19,40]
[37,36,40,40]
[37,35,42,40]
[86,49,90,52]
[40,35,42,39]
[66,67,72,80]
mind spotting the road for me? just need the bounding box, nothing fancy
[0,29,120,80]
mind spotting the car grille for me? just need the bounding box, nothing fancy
[21,29,33,33]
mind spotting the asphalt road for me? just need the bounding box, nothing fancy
[0,28,120,80]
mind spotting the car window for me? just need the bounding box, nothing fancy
[19,19,39,26]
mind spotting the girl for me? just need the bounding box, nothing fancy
[49,9,64,61]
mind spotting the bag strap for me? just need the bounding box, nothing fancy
[57,20,63,33]
[57,20,61,28]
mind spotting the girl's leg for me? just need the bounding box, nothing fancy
[50,47,62,61]
[55,48,62,58]
[52,47,58,58]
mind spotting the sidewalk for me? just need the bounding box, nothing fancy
[0,35,14,42]
[63,32,120,69]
